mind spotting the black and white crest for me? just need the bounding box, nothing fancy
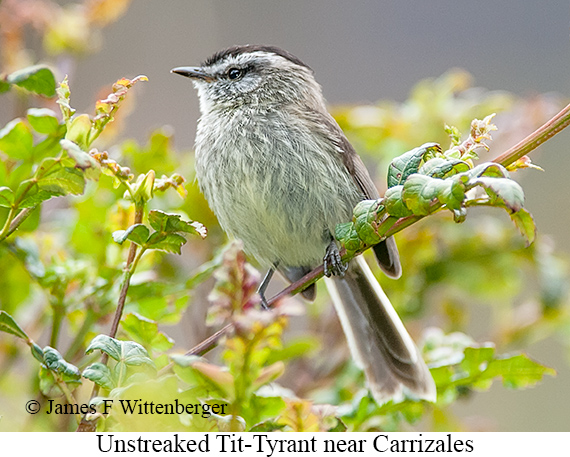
[202,45,312,72]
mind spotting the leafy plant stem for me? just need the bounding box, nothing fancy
[86,205,144,397]
[183,99,570,358]
[0,154,64,242]
[108,204,145,342]
[78,204,146,432]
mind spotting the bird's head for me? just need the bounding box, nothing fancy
[172,45,325,113]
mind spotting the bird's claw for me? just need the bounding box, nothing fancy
[324,241,348,278]
[257,267,275,311]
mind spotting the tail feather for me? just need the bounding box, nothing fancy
[373,236,402,279]
[325,256,436,404]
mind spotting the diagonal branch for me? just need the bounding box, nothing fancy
[185,101,570,358]
[493,102,570,167]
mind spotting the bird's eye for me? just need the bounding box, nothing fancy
[227,67,244,80]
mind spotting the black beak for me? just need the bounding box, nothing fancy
[171,66,214,82]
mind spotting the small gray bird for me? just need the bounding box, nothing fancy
[172,45,436,404]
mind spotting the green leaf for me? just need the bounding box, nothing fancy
[335,222,362,256]
[0,119,34,160]
[436,178,466,212]
[85,334,126,362]
[40,348,83,396]
[419,157,470,178]
[37,166,85,196]
[7,65,56,97]
[185,255,223,289]
[16,160,85,207]
[30,343,44,363]
[83,363,116,390]
[249,421,287,432]
[128,210,208,254]
[56,76,75,122]
[250,394,287,423]
[433,344,555,396]
[484,353,556,389]
[383,185,413,218]
[121,313,174,352]
[466,162,509,179]
[18,187,58,208]
[65,113,92,149]
[387,143,440,188]
[468,176,524,213]
[112,223,150,246]
[43,346,81,381]
[460,345,495,389]
[146,231,188,254]
[38,364,81,397]
[457,346,556,391]
[85,334,154,367]
[401,174,439,215]
[27,108,61,135]
[32,136,64,162]
[0,310,30,340]
[38,365,59,397]
[328,418,349,432]
[191,360,235,399]
[172,354,229,397]
[266,337,319,365]
[510,208,536,246]
[352,200,383,245]
[0,186,14,208]
[444,124,462,147]
[171,355,205,386]
[60,139,101,180]
[131,170,155,204]
[148,209,207,238]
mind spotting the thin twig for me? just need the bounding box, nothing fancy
[185,323,234,356]
[1,206,35,241]
[156,322,235,377]
[493,102,570,166]
[77,204,145,432]
[108,240,144,341]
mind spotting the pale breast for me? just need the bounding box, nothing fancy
[195,108,361,268]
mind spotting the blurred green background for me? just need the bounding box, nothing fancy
[1,0,569,431]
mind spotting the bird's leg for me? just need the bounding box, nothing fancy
[257,265,277,310]
[324,238,348,278]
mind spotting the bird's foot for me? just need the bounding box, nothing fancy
[324,240,348,278]
[257,267,275,310]
[258,292,270,310]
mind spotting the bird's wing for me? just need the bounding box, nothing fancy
[310,109,402,278]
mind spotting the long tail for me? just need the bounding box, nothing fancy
[325,256,436,404]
